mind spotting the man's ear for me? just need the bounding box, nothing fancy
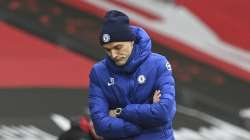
[131,41,135,47]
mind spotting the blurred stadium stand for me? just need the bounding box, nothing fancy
[0,0,250,139]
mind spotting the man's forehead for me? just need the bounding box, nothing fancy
[103,41,129,48]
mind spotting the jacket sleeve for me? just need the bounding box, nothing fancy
[119,58,176,128]
[88,68,142,139]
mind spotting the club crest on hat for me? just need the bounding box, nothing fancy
[137,75,146,84]
[102,34,111,43]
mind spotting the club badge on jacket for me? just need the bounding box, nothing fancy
[107,77,115,86]
[137,75,146,84]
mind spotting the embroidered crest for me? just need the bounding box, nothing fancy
[107,77,114,86]
[102,34,110,43]
[137,75,146,84]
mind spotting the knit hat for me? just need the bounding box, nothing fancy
[99,10,136,45]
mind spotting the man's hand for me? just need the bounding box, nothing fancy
[109,109,117,117]
[109,108,122,118]
[153,90,161,103]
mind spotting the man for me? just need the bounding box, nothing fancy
[88,10,176,140]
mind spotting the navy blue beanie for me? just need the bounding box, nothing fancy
[99,10,136,45]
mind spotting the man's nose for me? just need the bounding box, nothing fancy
[110,50,118,59]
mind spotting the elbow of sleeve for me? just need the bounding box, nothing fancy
[92,118,134,139]
[92,118,114,138]
[97,121,141,139]
[158,108,169,124]
[94,123,119,138]
[94,123,106,137]
[152,108,168,125]
[157,101,176,124]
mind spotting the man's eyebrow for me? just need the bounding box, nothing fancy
[104,44,122,50]
[114,44,122,48]
[105,47,111,51]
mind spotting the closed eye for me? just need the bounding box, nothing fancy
[114,45,122,50]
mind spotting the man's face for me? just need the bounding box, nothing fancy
[103,41,134,66]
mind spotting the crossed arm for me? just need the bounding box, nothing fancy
[90,81,175,138]
[89,74,172,138]
[89,59,176,138]
[110,80,175,129]
[109,60,176,128]
[91,90,161,140]
[109,90,161,117]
